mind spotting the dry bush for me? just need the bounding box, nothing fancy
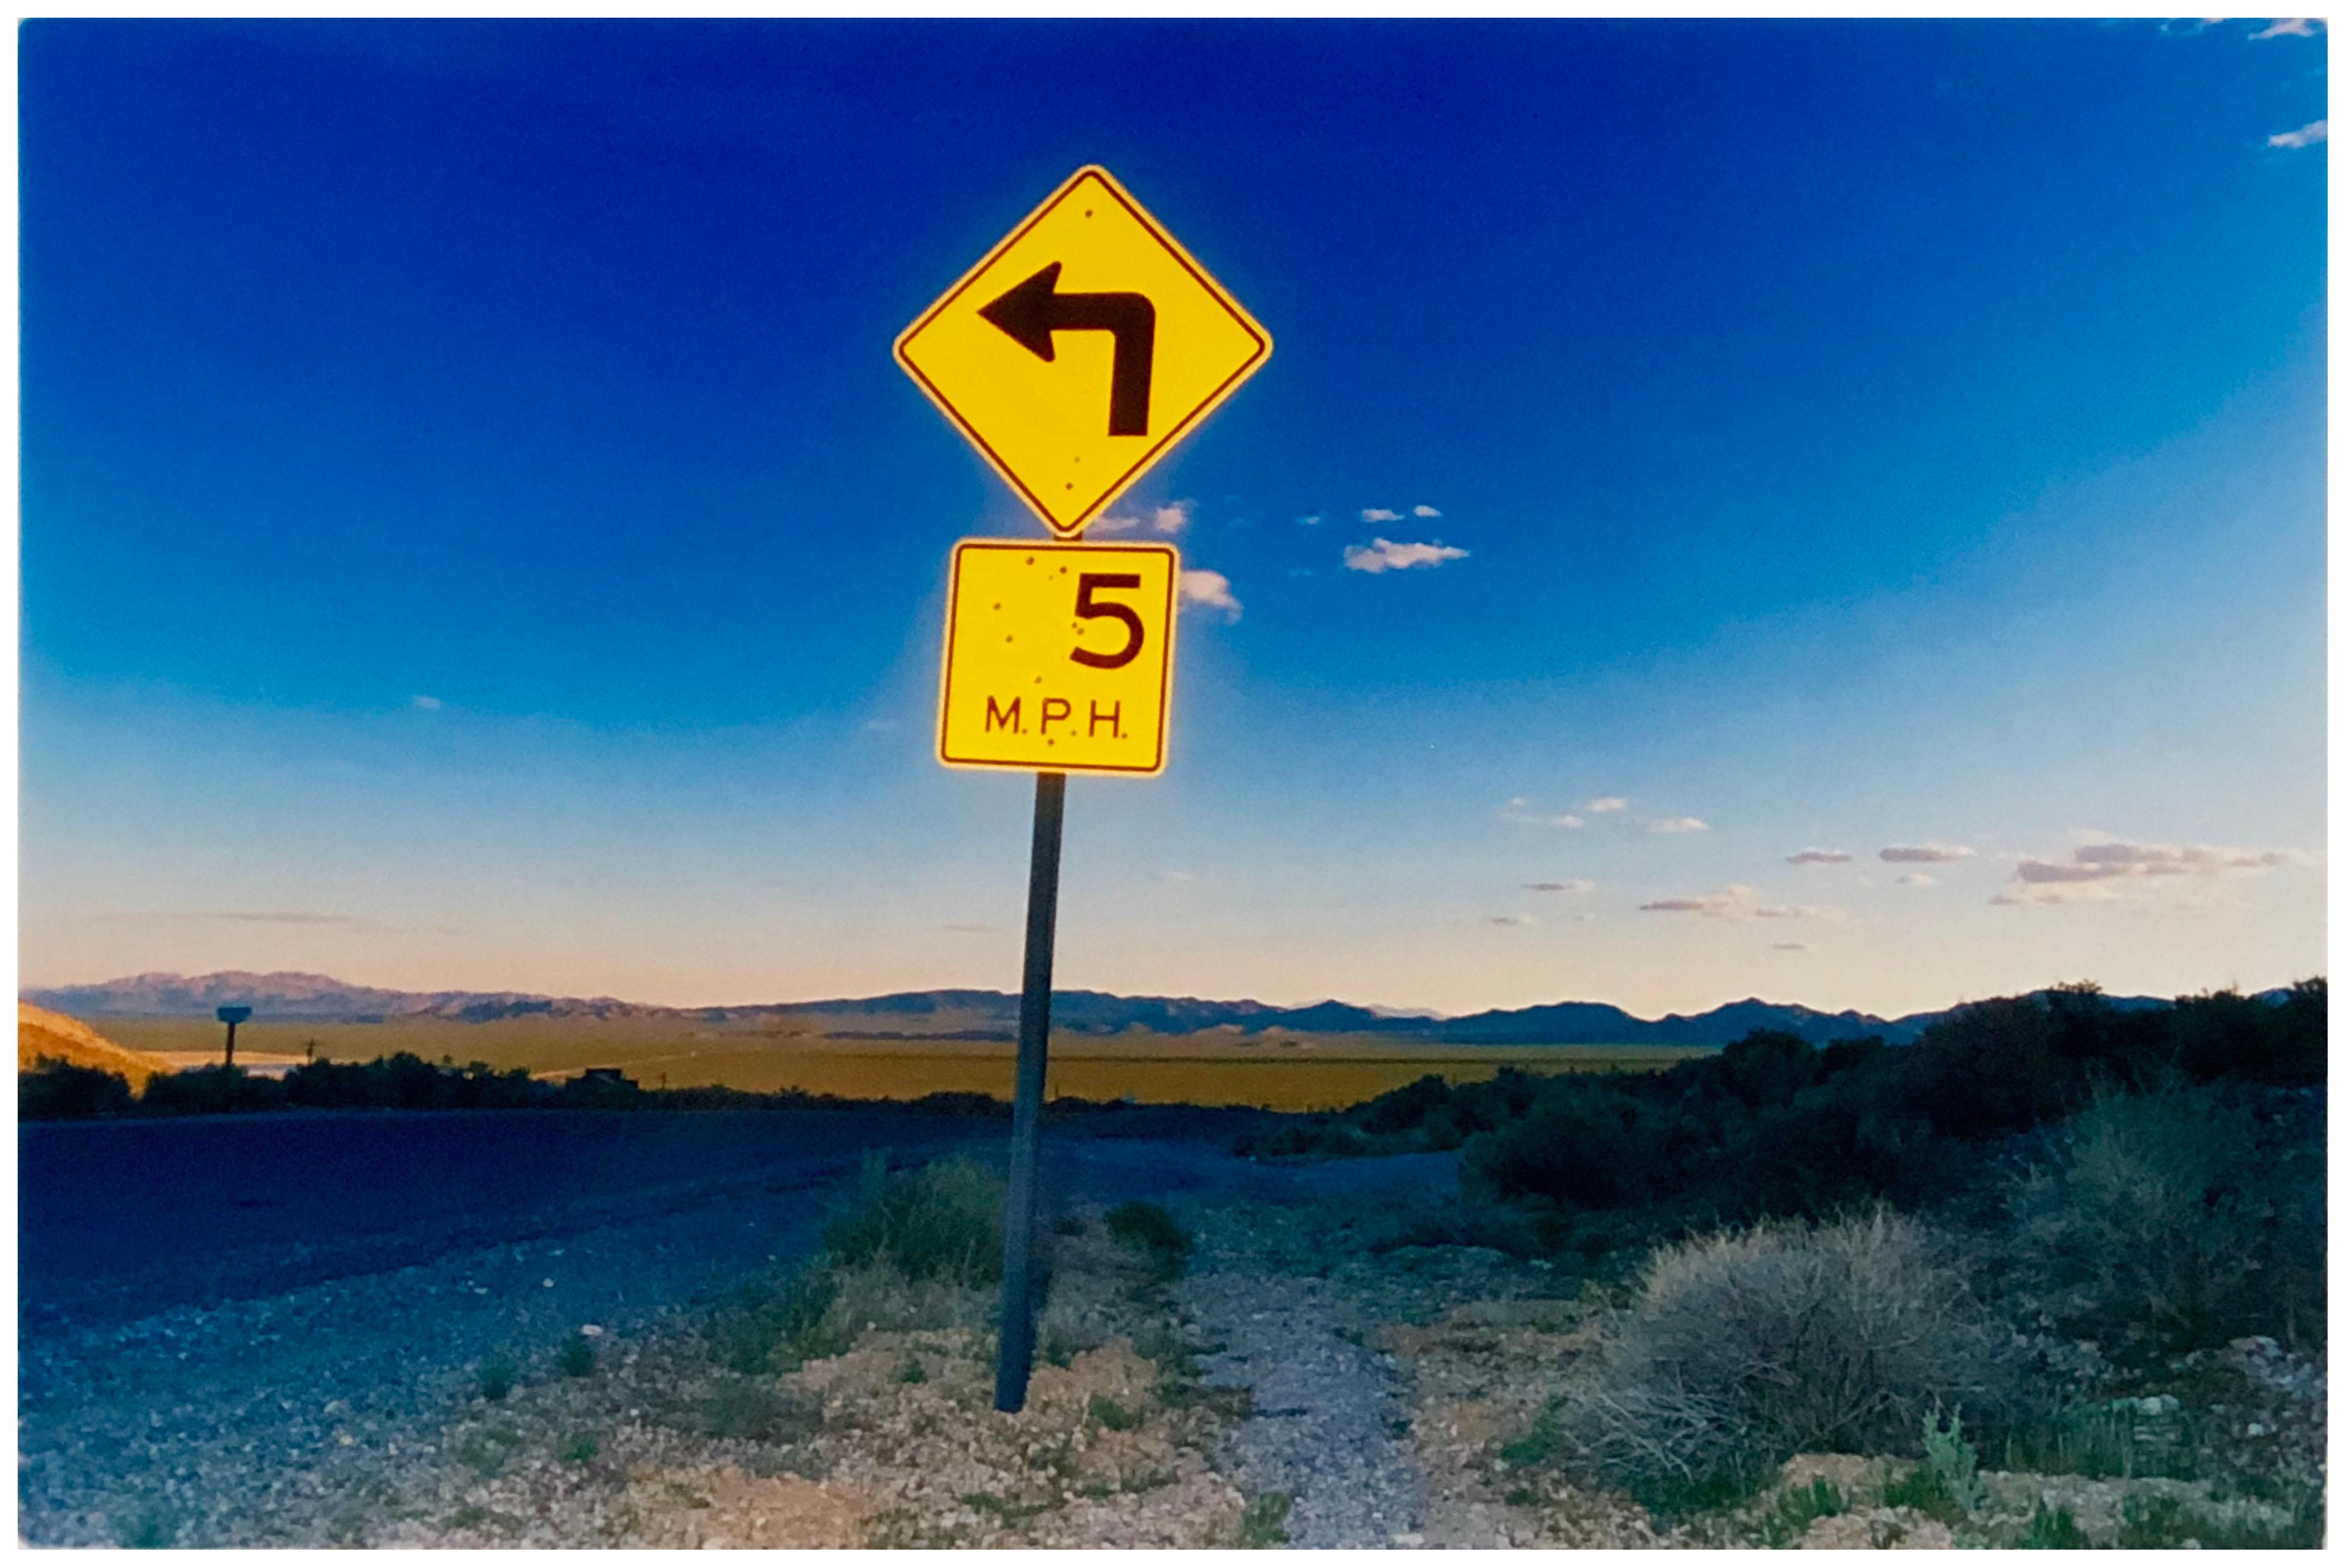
[1559,1208,2028,1498]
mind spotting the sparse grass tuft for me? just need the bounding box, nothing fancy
[114,1509,176,1549]
[2118,1490,2323,1550]
[710,1267,849,1374]
[557,1432,598,1465]
[825,1152,1004,1286]
[2018,1503,2091,1548]
[1237,1490,1292,1547]
[1089,1394,1140,1431]
[1103,1201,1192,1278]
[2001,1401,2194,1481]
[476,1359,517,1402]
[1757,1477,1846,1547]
[452,1425,524,1478]
[557,1332,596,1378]
[895,1354,927,1384]
[691,1375,825,1444]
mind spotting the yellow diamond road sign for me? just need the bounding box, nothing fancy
[897,166,1271,537]
[938,540,1178,775]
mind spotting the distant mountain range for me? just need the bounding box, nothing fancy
[23,969,2268,1047]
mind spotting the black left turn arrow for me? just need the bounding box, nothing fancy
[979,262,1156,437]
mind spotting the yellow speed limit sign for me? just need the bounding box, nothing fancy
[938,540,1177,775]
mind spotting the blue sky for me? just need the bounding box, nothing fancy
[20,19,2328,1015]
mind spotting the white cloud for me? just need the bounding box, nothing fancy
[1094,500,1192,536]
[1786,848,1852,865]
[1412,504,1442,518]
[2253,18,2321,37]
[862,717,899,732]
[1501,803,1584,829]
[1992,837,2295,905]
[1161,871,1194,884]
[1343,538,1468,574]
[1178,569,1242,620]
[411,694,443,711]
[1771,941,1809,951]
[1645,816,1708,834]
[1897,872,1938,888]
[1486,914,1536,927]
[1639,888,1751,917]
[1523,878,1595,893]
[1297,514,1322,526]
[2269,118,2327,148]
[1640,884,1839,922]
[1361,507,1404,523]
[1585,796,1630,814]
[1879,842,1974,863]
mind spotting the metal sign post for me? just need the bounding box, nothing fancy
[897,164,1269,1415]
[993,768,1065,1411]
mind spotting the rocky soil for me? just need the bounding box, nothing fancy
[19,1121,2326,1549]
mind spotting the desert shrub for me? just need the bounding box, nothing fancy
[824,1153,1003,1286]
[2002,1083,2323,1355]
[136,1064,284,1116]
[2174,979,2325,1087]
[1356,1073,1453,1135]
[557,1332,595,1378]
[20,1059,135,1119]
[1556,1210,2029,1502]
[1468,1082,1684,1210]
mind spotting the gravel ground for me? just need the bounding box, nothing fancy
[16,1109,1444,1547]
[1180,1221,1427,1547]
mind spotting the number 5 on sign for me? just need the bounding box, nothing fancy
[938,540,1178,775]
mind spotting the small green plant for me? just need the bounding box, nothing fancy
[1104,1201,1192,1277]
[1633,1464,1770,1522]
[1089,1394,1140,1431]
[961,1490,1049,1526]
[895,1355,928,1385]
[447,1504,490,1531]
[2020,1503,2091,1548]
[1498,1399,1566,1469]
[1238,1491,1293,1547]
[476,1359,517,1402]
[115,1509,175,1549]
[557,1432,599,1465]
[1921,1408,1987,1517]
[557,1332,596,1378]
